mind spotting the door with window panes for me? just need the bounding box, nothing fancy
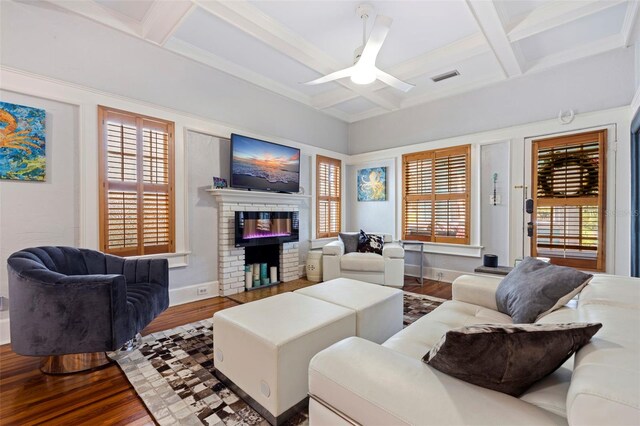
[531,130,606,271]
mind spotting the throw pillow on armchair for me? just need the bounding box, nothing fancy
[357,230,384,255]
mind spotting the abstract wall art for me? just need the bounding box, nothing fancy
[0,101,46,181]
[357,167,387,201]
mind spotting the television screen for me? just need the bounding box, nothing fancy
[230,134,300,193]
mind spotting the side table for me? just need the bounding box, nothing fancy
[400,241,425,286]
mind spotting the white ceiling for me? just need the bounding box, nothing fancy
[37,0,639,123]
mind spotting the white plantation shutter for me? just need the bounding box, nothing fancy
[99,106,175,256]
[532,130,606,271]
[316,155,342,238]
[403,145,470,244]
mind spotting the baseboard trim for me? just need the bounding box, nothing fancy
[0,281,221,345]
[404,265,465,284]
[169,281,220,306]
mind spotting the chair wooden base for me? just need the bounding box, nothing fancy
[40,352,113,375]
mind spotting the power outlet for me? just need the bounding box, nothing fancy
[197,287,208,296]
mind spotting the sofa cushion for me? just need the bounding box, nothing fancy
[339,232,360,253]
[496,257,592,323]
[383,300,512,359]
[357,230,384,255]
[423,322,602,397]
[578,274,640,310]
[340,252,385,272]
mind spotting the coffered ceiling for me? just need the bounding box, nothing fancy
[35,0,639,122]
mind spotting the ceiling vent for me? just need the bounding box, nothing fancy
[431,70,460,83]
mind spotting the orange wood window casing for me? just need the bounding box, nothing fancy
[402,145,471,245]
[98,106,175,256]
[316,155,342,238]
[531,130,606,271]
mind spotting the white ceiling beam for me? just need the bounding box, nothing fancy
[465,0,522,78]
[525,33,622,74]
[142,0,195,46]
[621,0,640,47]
[311,33,491,110]
[194,0,402,111]
[507,0,626,43]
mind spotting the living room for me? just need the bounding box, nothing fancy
[1,0,639,425]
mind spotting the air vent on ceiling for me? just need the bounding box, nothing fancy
[431,70,460,83]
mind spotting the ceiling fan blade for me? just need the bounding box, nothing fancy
[359,15,392,66]
[303,67,355,85]
[376,69,415,93]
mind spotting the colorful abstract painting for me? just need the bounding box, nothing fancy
[0,101,46,181]
[357,167,386,201]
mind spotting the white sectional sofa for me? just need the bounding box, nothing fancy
[322,233,405,287]
[308,273,640,425]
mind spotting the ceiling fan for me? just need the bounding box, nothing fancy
[303,4,414,93]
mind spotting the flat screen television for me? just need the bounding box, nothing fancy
[230,133,300,193]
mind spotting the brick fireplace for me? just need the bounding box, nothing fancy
[209,189,306,296]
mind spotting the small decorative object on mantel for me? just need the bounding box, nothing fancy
[212,176,227,189]
[0,101,46,181]
[357,167,387,201]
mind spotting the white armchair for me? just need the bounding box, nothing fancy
[322,233,405,288]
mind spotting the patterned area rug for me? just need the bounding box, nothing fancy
[112,292,445,425]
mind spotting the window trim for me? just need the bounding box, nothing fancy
[402,144,471,245]
[98,105,176,256]
[531,130,607,271]
[316,154,342,239]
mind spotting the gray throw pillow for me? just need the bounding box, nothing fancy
[339,232,359,254]
[496,257,593,323]
[423,322,602,397]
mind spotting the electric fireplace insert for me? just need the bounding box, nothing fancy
[235,211,299,247]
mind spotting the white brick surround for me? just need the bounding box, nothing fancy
[217,200,300,296]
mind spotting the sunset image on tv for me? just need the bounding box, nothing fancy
[231,134,300,192]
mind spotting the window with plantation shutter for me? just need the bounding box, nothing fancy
[98,106,175,256]
[532,130,606,271]
[402,145,470,244]
[316,155,342,238]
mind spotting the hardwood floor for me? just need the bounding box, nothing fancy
[0,277,451,425]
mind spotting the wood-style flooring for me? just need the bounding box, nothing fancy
[0,277,451,425]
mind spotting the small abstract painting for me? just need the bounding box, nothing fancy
[0,101,46,181]
[357,167,387,201]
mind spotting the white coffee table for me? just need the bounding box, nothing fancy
[295,277,403,344]
[213,292,355,425]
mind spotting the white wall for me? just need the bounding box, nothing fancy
[0,0,349,154]
[347,107,631,279]
[348,48,635,155]
[345,158,397,236]
[0,91,79,320]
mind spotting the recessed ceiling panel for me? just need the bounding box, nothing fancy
[515,2,627,62]
[95,0,154,22]
[249,0,478,69]
[333,96,379,114]
[172,7,340,96]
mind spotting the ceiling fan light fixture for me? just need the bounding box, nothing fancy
[350,67,376,85]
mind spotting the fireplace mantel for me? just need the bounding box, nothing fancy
[206,188,311,205]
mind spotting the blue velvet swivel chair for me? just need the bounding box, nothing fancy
[7,246,169,374]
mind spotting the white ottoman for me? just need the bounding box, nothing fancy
[213,292,355,425]
[295,278,403,344]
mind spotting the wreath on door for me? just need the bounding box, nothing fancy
[538,154,599,197]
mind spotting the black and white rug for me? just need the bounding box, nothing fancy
[112,292,445,425]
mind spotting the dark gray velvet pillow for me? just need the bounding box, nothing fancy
[339,232,360,254]
[496,257,593,323]
[423,322,602,396]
